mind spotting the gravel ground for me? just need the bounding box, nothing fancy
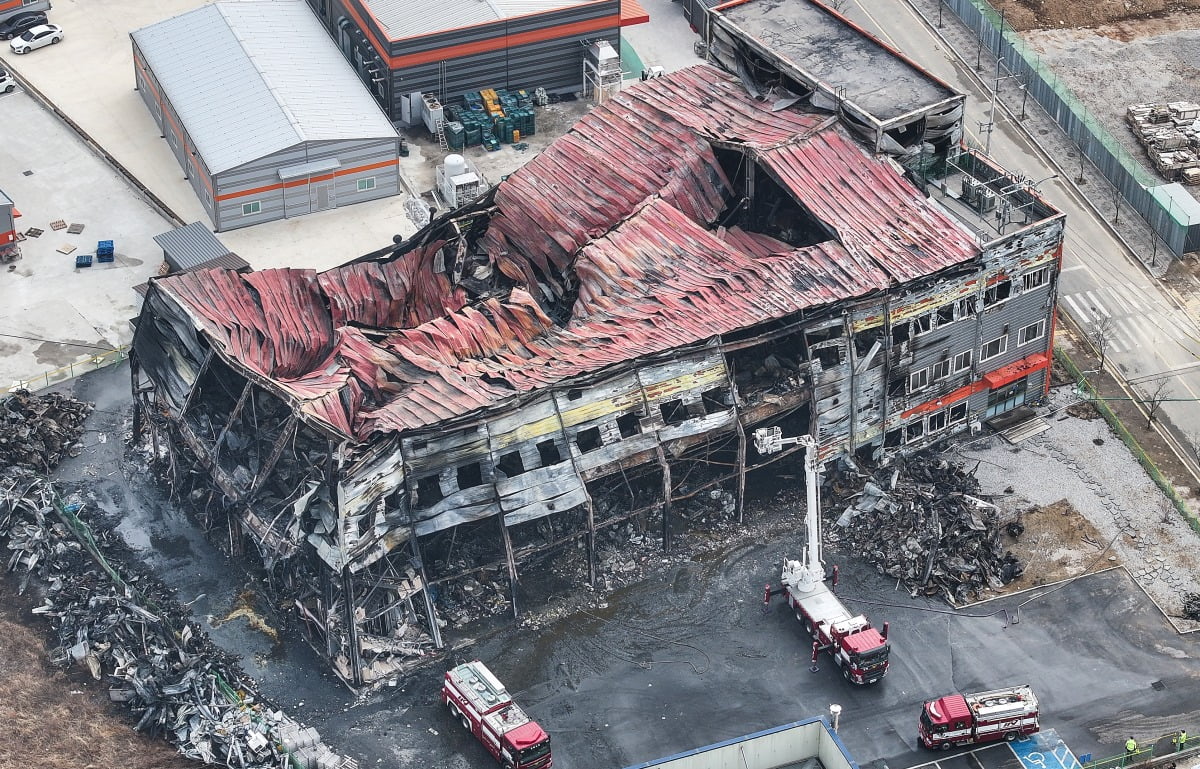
[950,384,1200,629]
[1023,23,1200,207]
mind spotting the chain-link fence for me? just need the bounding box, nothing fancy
[938,0,1198,257]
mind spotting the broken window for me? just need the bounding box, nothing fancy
[905,421,925,442]
[931,359,951,381]
[884,428,903,447]
[913,313,934,336]
[701,387,730,415]
[813,345,842,369]
[537,439,562,466]
[567,388,583,401]
[616,412,641,438]
[957,297,977,319]
[909,368,929,392]
[456,462,483,490]
[576,426,602,453]
[853,327,883,360]
[984,279,1012,307]
[927,410,948,432]
[949,402,968,423]
[1018,320,1045,345]
[891,320,911,346]
[981,335,1008,362]
[953,350,972,372]
[415,475,444,508]
[1022,266,1051,291]
[497,451,526,477]
[660,399,687,425]
[936,304,955,326]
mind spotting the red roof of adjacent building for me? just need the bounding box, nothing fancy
[151,65,980,441]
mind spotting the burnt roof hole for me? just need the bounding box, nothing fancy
[1151,680,1166,691]
[743,162,833,249]
[480,373,515,391]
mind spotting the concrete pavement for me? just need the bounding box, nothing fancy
[838,0,1200,478]
[0,87,170,388]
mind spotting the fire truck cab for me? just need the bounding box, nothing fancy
[919,684,1040,750]
[442,660,552,769]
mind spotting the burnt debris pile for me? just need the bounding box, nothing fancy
[0,470,357,769]
[1182,593,1200,622]
[0,389,94,471]
[824,456,1022,605]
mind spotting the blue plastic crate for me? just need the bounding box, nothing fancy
[75,253,93,268]
[96,239,114,256]
[97,253,114,263]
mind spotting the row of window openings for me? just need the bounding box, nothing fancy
[239,177,377,217]
[884,402,970,447]
[413,390,730,507]
[907,319,1045,393]
[892,266,1051,345]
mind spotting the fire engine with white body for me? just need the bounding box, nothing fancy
[442,660,553,769]
[756,427,891,685]
[919,684,1041,749]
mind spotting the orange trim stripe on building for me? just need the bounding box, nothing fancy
[213,158,399,202]
[0,0,23,12]
[388,15,620,68]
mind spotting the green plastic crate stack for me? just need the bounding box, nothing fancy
[463,92,484,112]
[515,89,534,109]
[445,121,466,151]
[494,116,513,144]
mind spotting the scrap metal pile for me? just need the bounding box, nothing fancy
[0,389,93,471]
[0,469,357,769]
[1183,593,1200,622]
[824,456,1022,605]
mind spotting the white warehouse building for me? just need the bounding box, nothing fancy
[131,0,404,231]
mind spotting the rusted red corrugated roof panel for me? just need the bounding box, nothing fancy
[760,131,977,283]
[152,64,982,442]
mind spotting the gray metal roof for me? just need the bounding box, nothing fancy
[713,0,958,122]
[367,0,600,39]
[154,221,236,271]
[0,187,12,207]
[132,1,398,174]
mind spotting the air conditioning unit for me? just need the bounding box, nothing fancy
[976,189,998,213]
[960,175,978,205]
[969,420,983,435]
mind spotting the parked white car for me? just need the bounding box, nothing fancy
[0,68,15,94]
[9,23,62,54]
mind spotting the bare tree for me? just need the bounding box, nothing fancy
[1088,315,1116,373]
[1140,376,1173,430]
[823,0,850,12]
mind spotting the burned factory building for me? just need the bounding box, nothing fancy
[130,62,1064,687]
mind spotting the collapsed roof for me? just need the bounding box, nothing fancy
[144,65,980,443]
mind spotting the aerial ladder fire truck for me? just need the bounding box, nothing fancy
[756,427,891,684]
[442,660,553,769]
[918,684,1041,749]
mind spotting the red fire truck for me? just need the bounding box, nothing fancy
[442,660,553,769]
[919,684,1041,749]
[756,428,891,685]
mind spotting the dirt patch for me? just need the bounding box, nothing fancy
[993,498,1116,593]
[0,583,191,769]
[991,0,1200,32]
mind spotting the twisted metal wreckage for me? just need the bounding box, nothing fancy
[130,62,1064,686]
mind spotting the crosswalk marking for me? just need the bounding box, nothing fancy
[1062,294,1091,326]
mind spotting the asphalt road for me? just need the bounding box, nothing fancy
[836,0,1200,475]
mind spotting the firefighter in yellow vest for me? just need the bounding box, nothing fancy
[1173,730,1187,752]
[1124,737,1138,765]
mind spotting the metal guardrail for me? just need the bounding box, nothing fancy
[3,345,129,395]
[1081,735,1196,769]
